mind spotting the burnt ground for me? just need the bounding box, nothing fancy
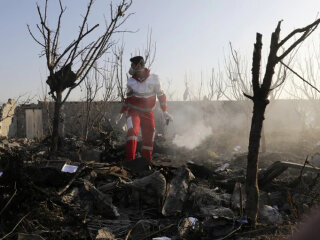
[1,131,320,240]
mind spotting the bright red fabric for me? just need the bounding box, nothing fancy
[124,95,157,110]
[126,109,155,162]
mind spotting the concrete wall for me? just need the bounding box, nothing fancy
[0,99,17,137]
[9,99,320,142]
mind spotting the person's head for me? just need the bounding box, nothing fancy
[129,56,145,75]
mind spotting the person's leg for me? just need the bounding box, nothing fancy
[140,111,155,162]
[126,110,140,161]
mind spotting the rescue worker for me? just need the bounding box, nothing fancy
[116,56,173,162]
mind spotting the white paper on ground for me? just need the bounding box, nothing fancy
[0,172,3,177]
[61,164,78,173]
[152,237,171,240]
[188,217,198,224]
[215,163,230,172]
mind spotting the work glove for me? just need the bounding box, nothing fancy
[115,113,123,125]
[163,111,173,125]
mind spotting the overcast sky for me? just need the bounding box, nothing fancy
[1,0,320,103]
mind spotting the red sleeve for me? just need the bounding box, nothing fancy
[157,93,167,112]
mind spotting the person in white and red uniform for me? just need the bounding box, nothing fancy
[116,56,173,162]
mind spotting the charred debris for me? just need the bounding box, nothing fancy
[1,131,320,240]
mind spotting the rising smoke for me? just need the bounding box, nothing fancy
[157,99,320,155]
[173,120,212,149]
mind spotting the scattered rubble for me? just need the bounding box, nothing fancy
[202,207,235,238]
[1,134,319,239]
[178,217,200,239]
[96,227,116,240]
[162,167,195,216]
[259,205,283,225]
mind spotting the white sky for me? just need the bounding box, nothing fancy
[1,0,320,103]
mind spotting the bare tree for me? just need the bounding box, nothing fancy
[225,43,252,101]
[282,44,320,133]
[114,29,157,102]
[244,18,320,227]
[289,41,320,101]
[101,62,119,102]
[207,67,227,101]
[132,28,157,68]
[198,71,204,100]
[28,0,132,152]
[113,43,126,101]
[226,42,295,152]
[163,78,176,101]
[80,57,120,140]
[226,42,294,101]
[82,66,103,141]
[95,60,119,131]
[182,67,227,101]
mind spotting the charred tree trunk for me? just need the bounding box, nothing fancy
[245,32,264,227]
[52,90,62,152]
[245,19,320,228]
[246,28,279,227]
[246,98,268,226]
[261,125,266,153]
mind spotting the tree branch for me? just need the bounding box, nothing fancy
[278,18,320,47]
[280,60,320,94]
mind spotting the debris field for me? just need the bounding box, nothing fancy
[1,133,320,240]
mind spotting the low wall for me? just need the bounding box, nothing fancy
[7,100,320,149]
[0,99,17,138]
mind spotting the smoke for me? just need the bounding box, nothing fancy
[158,99,320,155]
[163,103,216,150]
[161,101,251,151]
[173,120,212,149]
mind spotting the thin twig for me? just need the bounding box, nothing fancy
[124,226,133,240]
[298,155,309,183]
[0,213,30,240]
[0,183,17,216]
[287,190,299,220]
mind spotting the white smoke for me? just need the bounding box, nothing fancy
[172,120,212,149]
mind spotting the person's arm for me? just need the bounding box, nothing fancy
[155,76,168,112]
[155,76,173,123]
